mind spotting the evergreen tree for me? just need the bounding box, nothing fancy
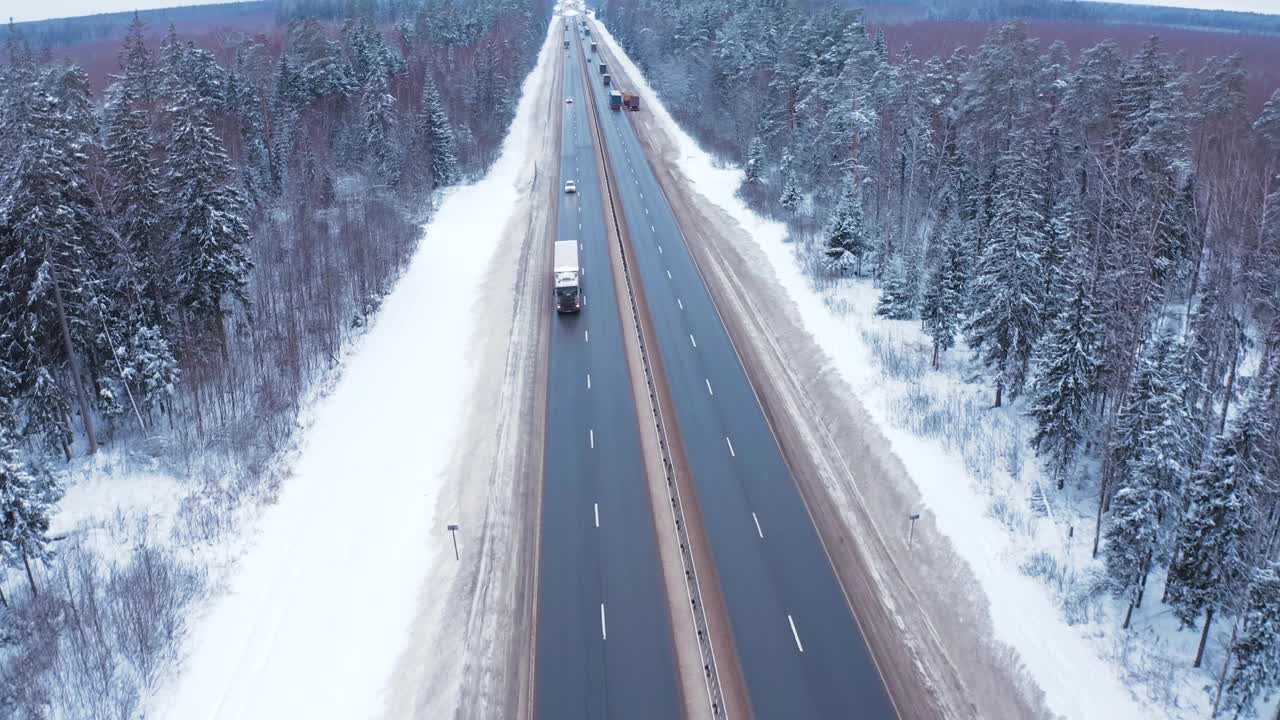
[965,133,1048,406]
[1220,563,1280,718]
[415,77,458,190]
[1027,271,1102,488]
[922,215,969,368]
[875,264,918,320]
[744,135,765,185]
[362,72,399,185]
[119,12,157,109]
[823,182,869,276]
[106,99,167,322]
[1168,360,1277,667]
[163,72,253,345]
[0,393,62,594]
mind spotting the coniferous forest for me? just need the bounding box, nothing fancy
[0,0,548,713]
[601,0,1280,713]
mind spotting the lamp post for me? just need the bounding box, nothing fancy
[908,513,921,550]
[447,524,460,560]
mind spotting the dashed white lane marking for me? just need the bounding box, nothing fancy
[580,242,584,251]
[725,436,735,457]
[651,224,655,232]
[590,429,595,449]
[601,604,608,640]
[689,334,697,347]
[752,512,764,539]
[585,330,590,342]
[595,502,600,528]
[587,373,591,389]
[788,615,804,653]
[579,223,582,230]
[645,208,649,214]
[677,298,684,310]
[667,270,673,279]
[706,379,714,396]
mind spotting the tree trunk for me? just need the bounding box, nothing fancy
[0,582,7,607]
[1212,619,1239,717]
[22,549,38,596]
[51,274,97,456]
[931,342,939,370]
[994,381,1003,409]
[1195,607,1215,668]
[1220,336,1240,434]
[1122,600,1135,629]
[1092,472,1107,558]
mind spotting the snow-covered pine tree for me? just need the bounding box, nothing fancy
[0,64,103,457]
[1220,562,1280,718]
[162,67,253,348]
[0,390,62,595]
[875,264,918,320]
[416,76,458,191]
[106,97,167,320]
[823,181,869,276]
[1168,359,1277,667]
[362,72,399,186]
[1027,269,1102,488]
[744,135,765,186]
[780,168,801,214]
[922,214,969,368]
[965,131,1048,406]
[119,12,158,110]
[1103,333,1195,625]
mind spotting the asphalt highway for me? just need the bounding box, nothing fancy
[583,28,898,720]
[533,25,681,720]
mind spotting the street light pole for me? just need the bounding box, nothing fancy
[447,524,460,560]
[908,513,921,550]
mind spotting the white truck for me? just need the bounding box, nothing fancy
[554,240,581,313]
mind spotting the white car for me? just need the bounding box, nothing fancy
[564,180,577,193]
[565,97,573,104]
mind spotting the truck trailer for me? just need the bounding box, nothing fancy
[609,90,623,110]
[603,73,612,86]
[590,41,597,53]
[622,92,640,111]
[554,241,581,313]
[599,62,607,74]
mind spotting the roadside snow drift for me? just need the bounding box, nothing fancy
[151,20,559,720]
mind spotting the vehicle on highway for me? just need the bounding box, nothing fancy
[609,90,623,111]
[553,240,581,313]
[603,73,612,86]
[564,180,576,193]
[622,92,640,111]
[599,62,607,74]
[565,96,573,104]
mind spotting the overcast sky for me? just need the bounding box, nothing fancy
[1088,0,1280,13]
[6,0,1280,24]
[6,0,251,24]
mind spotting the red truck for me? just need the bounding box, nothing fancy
[622,92,640,111]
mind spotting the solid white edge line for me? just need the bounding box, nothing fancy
[752,512,763,539]
[725,435,734,457]
[601,603,608,640]
[788,614,803,652]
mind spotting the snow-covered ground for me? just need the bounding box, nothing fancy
[589,17,1269,720]
[139,16,561,720]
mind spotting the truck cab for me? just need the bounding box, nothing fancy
[609,90,623,110]
[554,240,581,313]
